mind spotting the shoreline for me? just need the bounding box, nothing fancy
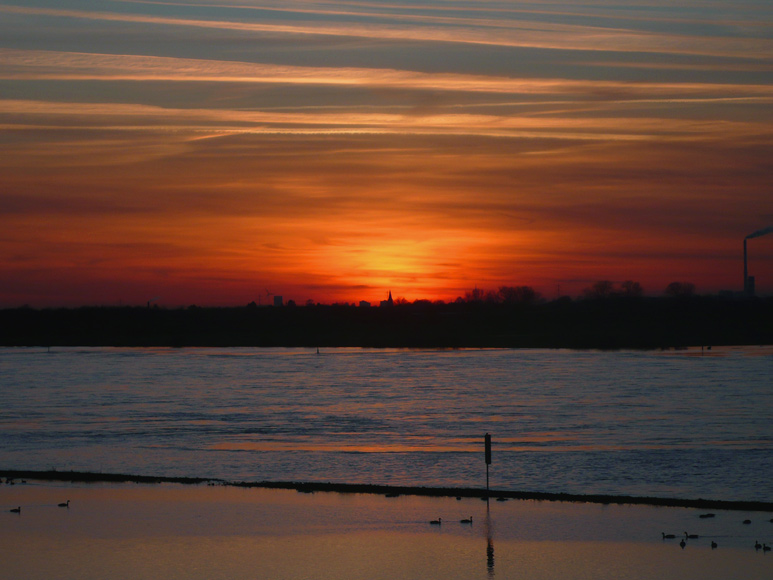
[3,298,773,349]
[3,469,772,513]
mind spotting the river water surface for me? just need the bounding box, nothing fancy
[1,346,771,502]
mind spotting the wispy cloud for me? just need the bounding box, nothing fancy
[2,49,771,101]
[2,3,771,58]
[3,96,769,147]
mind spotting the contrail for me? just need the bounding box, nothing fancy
[745,225,773,239]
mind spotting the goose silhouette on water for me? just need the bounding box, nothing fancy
[711,541,718,549]
[662,533,676,539]
[679,539,686,549]
[58,500,70,508]
[763,544,771,553]
[684,532,699,539]
[755,541,762,550]
[9,506,20,513]
[429,518,442,525]
[460,516,473,524]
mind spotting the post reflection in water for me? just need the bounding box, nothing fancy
[485,504,495,577]
[487,535,495,577]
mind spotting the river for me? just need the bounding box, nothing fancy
[1,346,771,502]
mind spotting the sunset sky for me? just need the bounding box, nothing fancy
[1,0,772,306]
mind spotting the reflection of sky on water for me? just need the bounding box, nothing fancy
[1,347,772,501]
[1,483,771,580]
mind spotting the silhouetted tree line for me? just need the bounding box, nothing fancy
[2,291,772,349]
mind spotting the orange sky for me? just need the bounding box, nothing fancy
[1,0,772,306]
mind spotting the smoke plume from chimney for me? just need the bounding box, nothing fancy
[745,225,773,240]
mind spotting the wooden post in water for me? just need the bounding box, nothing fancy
[484,433,492,501]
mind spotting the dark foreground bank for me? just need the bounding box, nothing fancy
[2,296,773,348]
[3,470,771,513]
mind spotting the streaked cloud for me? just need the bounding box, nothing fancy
[3,49,772,103]
[2,3,771,58]
[2,95,769,156]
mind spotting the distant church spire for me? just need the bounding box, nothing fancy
[387,291,393,306]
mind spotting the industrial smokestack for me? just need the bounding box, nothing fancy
[744,238,748,295]
[743,225,772,296]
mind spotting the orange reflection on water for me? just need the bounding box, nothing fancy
[2,483,771,580]
[208,441,473,453]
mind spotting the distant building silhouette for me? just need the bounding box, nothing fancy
[746,276,756,297]
[380,291,394,307]
[359,300,371,308]
[273,295,283,307]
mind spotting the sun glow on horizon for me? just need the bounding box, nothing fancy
[0,0,771,306]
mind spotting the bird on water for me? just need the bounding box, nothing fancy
[9,506,20,513]
[460,516,473,524]
[429,518,442,525]
[684,532,699,539]
[58,500,70,508]
[662,533,676,539]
